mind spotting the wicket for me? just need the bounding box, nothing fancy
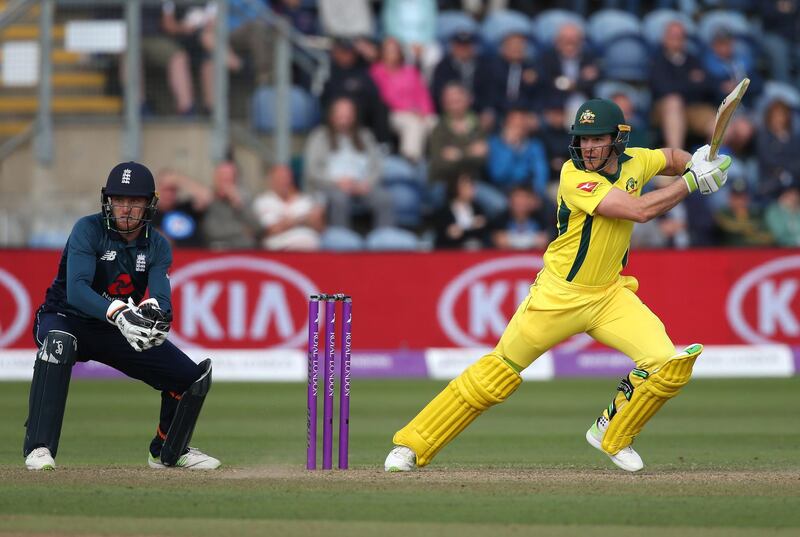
[306,293,352,470]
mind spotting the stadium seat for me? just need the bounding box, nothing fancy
[320,227,365,251]
[382,155,425,228]
[587,9,641,46]
[365,227,420,251]
[698,10,751,43]
[755,81,800,130]
[251,85,320,133]
[602,35,650,83]
[642,9,696,47]
[533,9,585,47]
[594,80,650,111]
[480,9,531,48]
[436,10,478,44]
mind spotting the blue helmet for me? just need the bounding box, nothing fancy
[101,162,158,234]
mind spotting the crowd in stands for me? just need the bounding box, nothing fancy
[134,0,800,251]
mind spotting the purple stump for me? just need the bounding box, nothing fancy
[306,296,321,470]
[322,298,336,469]
[338,297,352,469]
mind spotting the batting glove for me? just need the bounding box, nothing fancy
[683,149,732,195]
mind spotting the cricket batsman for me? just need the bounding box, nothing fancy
[23,162,220,470]
[385,98,731,472]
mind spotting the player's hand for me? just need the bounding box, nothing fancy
[138,298,172,347]
[107,299,154,352]
[682,146,731,195]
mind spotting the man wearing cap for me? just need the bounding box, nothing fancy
[385,98,731,473]
[430,30,490,114]
[23,162,220,471]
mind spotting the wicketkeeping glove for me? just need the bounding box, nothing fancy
[138,298,172,347]
[107,298,155,352]
[682,144,732,195]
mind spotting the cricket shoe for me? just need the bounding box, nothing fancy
[148,447,221,469]
[384,445,417,472]
[25,447,55,470]
[586,417,644,472]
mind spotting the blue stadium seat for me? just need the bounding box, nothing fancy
[382,155,425,228]
[587,9,641,46]
[756,81,800,131]
[602,35,650,83]
[320,227,365,251]
[594,80,650,111]
[437,10,479,44]
[480,9,531,47]
[533,9,585,47]
[251,85,320,133]
[642,9,696,47]
[365,227,420,251]
[698,10,751,44]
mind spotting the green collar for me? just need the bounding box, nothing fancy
[599,152,632,183]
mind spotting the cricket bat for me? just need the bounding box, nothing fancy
[707,77,750,161]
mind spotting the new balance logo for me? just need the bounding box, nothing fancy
[100,250,117,261]
[121,168,132,184]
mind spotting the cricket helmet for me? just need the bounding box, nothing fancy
[568,98,631,171]
[101,161,158,234]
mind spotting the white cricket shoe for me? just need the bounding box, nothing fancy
[586,417,644,472]
[148,447,221,469]
[384,445,417,472]
[25,447,55,470]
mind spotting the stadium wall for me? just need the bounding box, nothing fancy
[1,249,799,380]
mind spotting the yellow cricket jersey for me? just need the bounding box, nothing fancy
[543,147,667,286]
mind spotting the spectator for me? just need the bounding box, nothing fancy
[713,180,773,247]
[765,182,800,247]
[381,0,441,78]
[322,37,391,144]
[272,0,319,36]
[538,92,570,196]
[200,0,273,111]
[702,28,758,154]
[540,22,600,105]
[428,83,488,186]
[430,31,490,114]
[757,1,799,83]
[757,96,800,203]
[434,174,489,249]
[609,89,650,149]
[370,37,436,162]
[649,20,716,148]
[303,97,395,229]
[487,108,549,200]
[479,32,544,129]
[152,168,212,248]
[202,161,261,250]
[139,2,201,115]
[490,186,552,250]
[252,164,325,251]
[318,0,374,38]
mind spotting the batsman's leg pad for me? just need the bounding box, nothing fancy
[24,330,77,458]
[602,344,702,454]
[160,359,212,466]
[393,354,522,467]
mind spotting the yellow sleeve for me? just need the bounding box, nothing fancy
[560,162,613,216]
[629,147,667,186]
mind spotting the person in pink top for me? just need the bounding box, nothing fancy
[370,37,436,162]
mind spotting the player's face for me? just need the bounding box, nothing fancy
[580,135,613,171]
[110,195,148,232]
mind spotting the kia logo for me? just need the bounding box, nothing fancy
[727,255,800,344]
[0,267,31,348]
[168,256,318,349]
[437,256,592,350]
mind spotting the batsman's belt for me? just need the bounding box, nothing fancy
[393,354,522,467]
[602,344,703,454]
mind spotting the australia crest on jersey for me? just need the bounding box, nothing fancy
[135,253,146,272]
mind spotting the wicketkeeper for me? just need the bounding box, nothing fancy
[385,98,730,472]
[24,162,219,470]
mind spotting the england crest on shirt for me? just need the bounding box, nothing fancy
[135,253,146,272]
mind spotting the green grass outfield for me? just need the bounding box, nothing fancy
[0,377,798,536]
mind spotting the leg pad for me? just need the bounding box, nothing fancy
[602,344,702,454]
[393,354,521,467]
[160,359,212,466]
[24,330,77,458]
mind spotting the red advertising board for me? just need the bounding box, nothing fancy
[1,249,800,350]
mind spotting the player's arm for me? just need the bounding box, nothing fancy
[659,147,691,177]
[65,218,116,321]
[145,234,173,314]
[595,180,690,223]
